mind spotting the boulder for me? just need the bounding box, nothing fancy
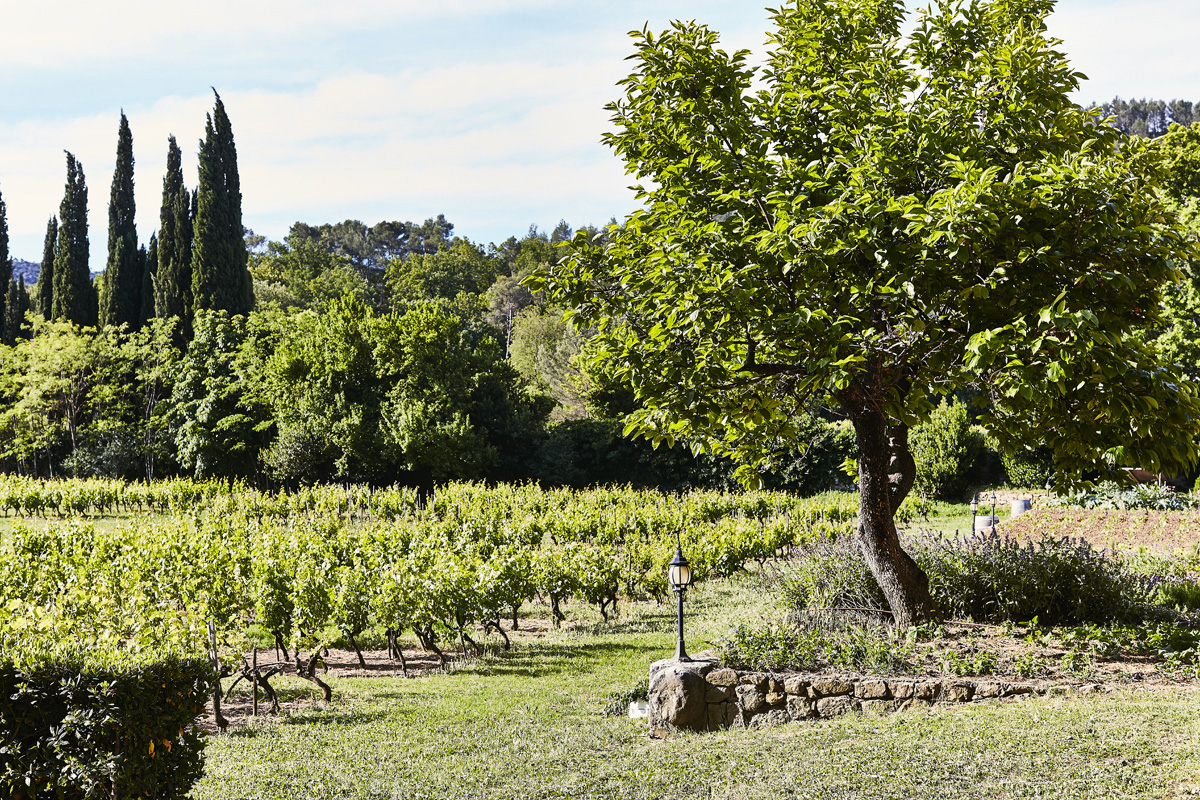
[648,657,718,733]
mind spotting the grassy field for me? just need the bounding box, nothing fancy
[194,570,1200,799]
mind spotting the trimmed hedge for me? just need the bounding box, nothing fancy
[0,656,212,799]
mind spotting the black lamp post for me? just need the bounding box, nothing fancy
[667,541,694,662]
[991,491,997,528]
[970,494,978,532]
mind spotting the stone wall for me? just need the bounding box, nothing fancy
[648,656,1038,734]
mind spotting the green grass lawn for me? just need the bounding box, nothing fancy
[193,571,1200,799]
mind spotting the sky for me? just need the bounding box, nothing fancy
[1,0,1197,267]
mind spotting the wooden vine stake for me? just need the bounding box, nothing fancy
[252,647,259,717]
[208,620,229,730]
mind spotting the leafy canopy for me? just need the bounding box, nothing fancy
[540,0,1200,487]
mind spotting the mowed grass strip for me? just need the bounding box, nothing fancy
[193,575,1200,800]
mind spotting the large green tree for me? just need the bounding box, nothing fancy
[170,310,270,478]
[51,152,95,326]
[155,136,193,326]
[100,112,142,329]
[191,92,253,315]
[541,0,1200,626]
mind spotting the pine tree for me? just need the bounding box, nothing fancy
[191,91,253,315]
[100,112,141,329]
[35,217,57,317]
[139,234,156,328]
[155,135,193,324]
[0,186,11,328]
[51,152,95,326]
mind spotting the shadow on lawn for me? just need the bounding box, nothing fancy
[460,640,660,679]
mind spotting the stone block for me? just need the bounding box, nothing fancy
[706,684,730,703]
[855,679,890,700]
[810,677,854,697]
[740,672,769,691]
[897,698,932,711]
[649,663,709,732]
[783,676,809,696]
[944,681,974,702]
[736,684,765,714]
[765,691,786,706]
[767,677,783,694]
[706,700,737,731]
[974,681,1004,698]
[649,656,718,686]
[787,695,816,721]
[860,699,894,715]
[1009,684,1033,696]
[817,695,859,718]
[706,668,739,687]
[913,680,941,700]
[888,680,915,699]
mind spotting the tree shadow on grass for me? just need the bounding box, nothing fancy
[278,705,403,728]
[458,640,660,679]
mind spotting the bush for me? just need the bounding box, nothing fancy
[1044,481,1197,511]
[777,531,1149,626]
[913,532,1150,625]
[0,655,212,800]
[910,399,979,500]
[778,537,886,611]
[1158,581,1200,612]
[719,614,913,674]
[1001,447,1053,488]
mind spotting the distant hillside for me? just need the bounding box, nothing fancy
[12,258,40,285]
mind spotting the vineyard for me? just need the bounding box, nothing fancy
[0,478,866,679]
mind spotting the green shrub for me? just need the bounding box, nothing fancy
[0,655,212,800]
[1044,481,1197,511]
[913,532,1150,625]
[778,538,886,611]
[719,614,913,674]
[1001,447,1053,488]
[1157,581,1200,612]
[778,532,1149,626]
[910,399,979,500]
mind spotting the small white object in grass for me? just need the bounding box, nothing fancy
[629,700,649,719]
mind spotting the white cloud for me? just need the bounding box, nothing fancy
[1047,1,1200,101]
[0,0,561,69]
[4,1,1191,264]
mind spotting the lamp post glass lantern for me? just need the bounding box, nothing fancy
[970,494,978,532]
[668,543,694,662]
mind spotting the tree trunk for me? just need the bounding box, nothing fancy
[849,401,938,628]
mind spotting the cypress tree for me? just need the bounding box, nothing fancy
[0,186,10,328]
[100,112,141,328]
[191,91,253,315]
[139,234,156,328]
[155,135,193,324]
[51,152,95,326]
[17,276,29,339]
[35,217,57,317]
[1,275,26,346]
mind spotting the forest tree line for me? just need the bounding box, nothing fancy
[2,95,1200,494]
